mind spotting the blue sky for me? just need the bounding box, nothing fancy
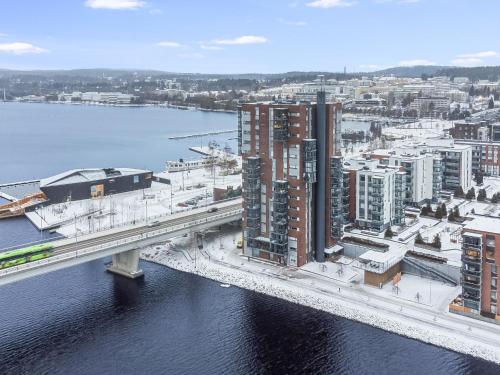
[0,0,499,73]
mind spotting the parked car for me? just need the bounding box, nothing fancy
[207,207,218,213]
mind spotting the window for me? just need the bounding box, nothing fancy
[492,291,497,303]
[133,175,139,184]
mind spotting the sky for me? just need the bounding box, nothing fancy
[0,0,499,74]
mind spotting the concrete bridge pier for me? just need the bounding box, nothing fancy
[107,249,144,279]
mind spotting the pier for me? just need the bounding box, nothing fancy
[168,129,237,140]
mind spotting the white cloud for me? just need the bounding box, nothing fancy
[451,58,483,67]
[306,0,357,8]
[450,51,498,66]
[457,51,498,59]
[149,8,162,15]
[0,42,48,55]
[0,33,7,37]
[214,35,267,45]
[157,41,184,48]
[84,0,146,10]
[399,59,435,66]
[200,45,224,50]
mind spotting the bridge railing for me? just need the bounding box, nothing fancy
[0,208,243,278]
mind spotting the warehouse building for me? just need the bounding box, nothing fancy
[40,168,153,204]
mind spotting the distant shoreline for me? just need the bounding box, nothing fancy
[1,100,238,114]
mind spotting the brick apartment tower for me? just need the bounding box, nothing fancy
[238,92,342,267]
[461,218,500,319]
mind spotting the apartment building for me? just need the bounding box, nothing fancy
[450,120,489,141]
[343,159,405,232]
[438,145,472,191]
[410,96,450,113]
[369,148,442,205]
[461,217,500,320]
[356,165,405,231]
[455,140,500,176]
[238,92,342,267]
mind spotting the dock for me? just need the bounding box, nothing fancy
[168,129,237,140]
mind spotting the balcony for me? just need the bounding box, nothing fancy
[462,254,481,265]
[461,266,481,276]
[462,276,481,287]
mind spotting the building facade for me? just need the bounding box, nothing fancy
[355,165,405,231]
[238,94,342,267]
[461,217,500,320]
[455,140,500,176]
[40,168,153,204]
[438,145,472,191]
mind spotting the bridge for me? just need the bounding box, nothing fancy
[0,199,242,286]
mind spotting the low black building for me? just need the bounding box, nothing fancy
[40,168,153,204]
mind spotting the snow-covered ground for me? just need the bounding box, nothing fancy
[140,227,500,364]
[26,161,242,237]
[383,119,453,143]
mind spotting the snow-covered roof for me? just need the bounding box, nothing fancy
[40,168,151,187]
[325,244,343,255]
[464,216,500,235]
[359,250,397,264]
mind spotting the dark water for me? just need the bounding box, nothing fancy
[0,103,499,374]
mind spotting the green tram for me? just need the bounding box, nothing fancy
[0,244,55,270]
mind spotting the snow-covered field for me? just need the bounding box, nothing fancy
[140,229,500,364]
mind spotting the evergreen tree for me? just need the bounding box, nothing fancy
[415,232,424,244]
[454,186,465,198]
[432,234,442,249]
[492,192,500,204]
[477,188,487,202]
[448,209,455,221]
[469,85,475,97]
[466,187,475,200]
[435,206,443,220]
[454,206,460,218]
[489,97,495,109]
[441,203,447,214]
[474,170,484,185]
[426,201,433,213]
[421,205,429,216]
[384,227,394,238]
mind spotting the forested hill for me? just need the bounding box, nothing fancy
[435,66,500,82]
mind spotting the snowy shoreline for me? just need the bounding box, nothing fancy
[141,250,500,365]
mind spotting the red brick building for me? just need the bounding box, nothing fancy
[238,93,342,267]
[461,217,500,320]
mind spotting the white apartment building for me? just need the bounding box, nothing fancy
[410,97,450,112]
[438,144,473,191]
[346,159,405,232]
[389,152,441,204]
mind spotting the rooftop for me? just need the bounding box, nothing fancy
[463,215,500,235]
[40,168,151,187]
